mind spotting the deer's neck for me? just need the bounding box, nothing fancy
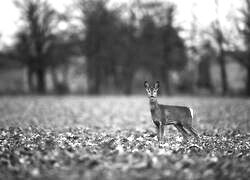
[149,98,159,112]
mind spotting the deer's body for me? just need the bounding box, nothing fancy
[150,99,193,126]
[144,81,198,141]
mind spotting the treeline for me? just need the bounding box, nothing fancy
[82,1,187,94]
[1,0,250,96]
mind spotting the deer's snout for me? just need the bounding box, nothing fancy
[147,90,157,98]
[145,86,158,98]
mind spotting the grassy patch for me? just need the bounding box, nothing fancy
[0,96,250,180]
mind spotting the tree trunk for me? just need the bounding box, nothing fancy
[62,64,69,86]
[198,56,214,93]
[246,66,250,96]
[87,57,101,95]
[88,68,101,95]
[27,67,35,92]
[36,69,46,94]
[161,67,171,95]
[51,67,59,90]
[123,71,134,95]
[93,73,101,94]
[219,50,228,95]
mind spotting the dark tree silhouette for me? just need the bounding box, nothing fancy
[50,32,81,93]
[234,0,250,96]
[78,0,187,94]
[210,0,228,95]
[161,5,187,94]
[139,15,162,80]
[197,41,214,92]
[79,0,121,94]
[137,2,187,94]
[14,0,58,93]
[211,21,228,95]
[116,11,138,94]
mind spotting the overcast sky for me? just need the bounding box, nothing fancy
[0,0,243,47]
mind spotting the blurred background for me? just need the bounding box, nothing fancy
[0,0,249,96]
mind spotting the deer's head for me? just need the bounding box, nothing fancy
[144,81,160,99]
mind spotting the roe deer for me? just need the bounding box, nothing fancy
[144,81,198,142]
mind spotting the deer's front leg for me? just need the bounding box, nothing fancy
[159,124,164,141]
[156,122,164,142]
[156,125,160,141]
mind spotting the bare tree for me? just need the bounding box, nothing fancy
[211,0,228,95]
[14,0,58,93]
[78,0,120,94]
[161,5,187,94]
[197,41,214,92]
[136,1,187,94]
[234,0,250,96]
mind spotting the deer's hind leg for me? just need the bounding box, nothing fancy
[155,122,164,142]
[185,125,199,139]
[159,124,164,141]
[155,122,161,141]
[175,124,189,140]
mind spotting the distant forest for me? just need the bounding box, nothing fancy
[1,0,250,96]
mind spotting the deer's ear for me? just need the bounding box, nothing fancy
[155,81,160,89]
[144,81,149,88]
